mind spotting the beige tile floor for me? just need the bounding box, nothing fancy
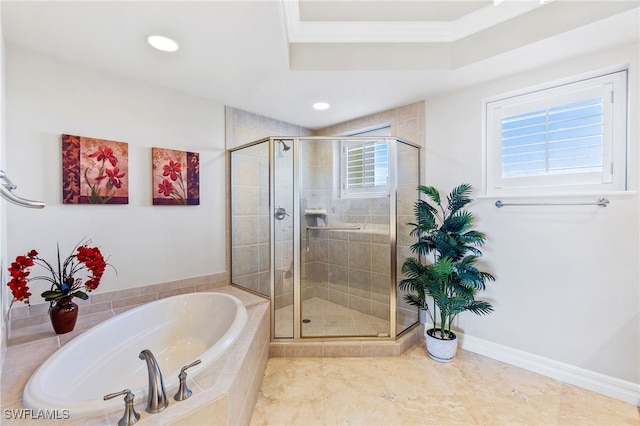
[275,297,390,338]
[250,343,640,426]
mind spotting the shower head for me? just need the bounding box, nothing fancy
[279,141,291,152]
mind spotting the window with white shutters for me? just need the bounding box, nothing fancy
[347,140,388,185]
[485,69,628,196]
[341,139,389,198]
[339,125,391,199]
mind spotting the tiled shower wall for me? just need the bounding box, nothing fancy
[226,107,311,307]
[226,102,425,331]
[313,102,425,330]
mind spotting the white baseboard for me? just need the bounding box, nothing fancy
[455,331,640,406]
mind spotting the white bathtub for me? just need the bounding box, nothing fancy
[22,292,248,418]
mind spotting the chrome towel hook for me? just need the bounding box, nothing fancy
[0,169,45,209]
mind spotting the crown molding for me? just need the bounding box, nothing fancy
[281,0,544,44]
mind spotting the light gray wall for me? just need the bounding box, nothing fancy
[4,45,227,301]
[425,42,639,384]
[0,4,7,370]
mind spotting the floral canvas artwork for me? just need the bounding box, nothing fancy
[62,134,129,204]
[152,147,200,205]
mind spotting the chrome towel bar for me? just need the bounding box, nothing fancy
[495,198,609,208]
[0,170,45,209]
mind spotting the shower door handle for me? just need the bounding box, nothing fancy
[274,206,290,221]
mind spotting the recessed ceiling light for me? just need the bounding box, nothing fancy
[313,102,330,110]
[147,35,179,52]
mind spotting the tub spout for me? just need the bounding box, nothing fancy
[138,349,168,414]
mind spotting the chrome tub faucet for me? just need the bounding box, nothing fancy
[138,349,168,413]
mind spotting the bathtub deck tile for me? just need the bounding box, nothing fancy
[3,337,60,371]
[187,274,225,288]
[168,394,228,426]
[209,371,237,400]
[224,343,251,374]
[111,293,158,310]
[157,285,196,300]
[213,271,230,282]
[193,357,228,391]
[139,278,191,295]
[7,322,56,346]
[216,286,268,307]
[9,313,50,330]
[7,304,29,319]
[112,306,137,316]
[90,287,141,304]
[75,300,113,316]
[68,414,112,426]
[196,282,226,292]
[0,364,36,406]
[27,303,50,317]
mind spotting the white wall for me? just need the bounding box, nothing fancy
[0,3,7,368]
[4,46,226,303]
[425,42,639,384]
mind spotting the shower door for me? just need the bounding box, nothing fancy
[298,138,392,338]
[230,140,270,297]
[273,139,295,338]
[233,136,420,340]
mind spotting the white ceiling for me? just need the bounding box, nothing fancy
[298,1,491,22]
[1,1,638,130]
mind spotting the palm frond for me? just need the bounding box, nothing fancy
[412,199,438,230]
[400,257,428,279]
[409,238,436,257]
[464,300,494,316]
[459,230,486,247]
[442,210,473,234]
[402,293,422,308]
[480,271,496,282]
[446,183,473,215]
[418,185,441,207]
[445,296,475,316]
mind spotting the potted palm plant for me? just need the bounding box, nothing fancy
[399,183,495,362]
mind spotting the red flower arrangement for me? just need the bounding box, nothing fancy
[7,239,114,306]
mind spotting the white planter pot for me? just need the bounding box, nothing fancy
[425,328,457,363]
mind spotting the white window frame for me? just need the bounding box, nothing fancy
[484,68,628,197]
[340,125,391,199]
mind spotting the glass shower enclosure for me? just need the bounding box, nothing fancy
[230,137,420,340]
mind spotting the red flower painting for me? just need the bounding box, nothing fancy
[152,147,199,205]
[62,134,129,204]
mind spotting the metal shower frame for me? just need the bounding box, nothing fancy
[229,136,421,342]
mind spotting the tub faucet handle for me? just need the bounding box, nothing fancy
[174,359,202,401]
[104,389,141,426]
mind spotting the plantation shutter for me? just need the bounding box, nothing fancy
[346,141,389,188]
[501,96,605,179]
[485,69,626,195]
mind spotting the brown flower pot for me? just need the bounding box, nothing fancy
[49,297,78,334]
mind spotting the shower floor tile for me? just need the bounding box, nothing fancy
[274,297,390,338]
